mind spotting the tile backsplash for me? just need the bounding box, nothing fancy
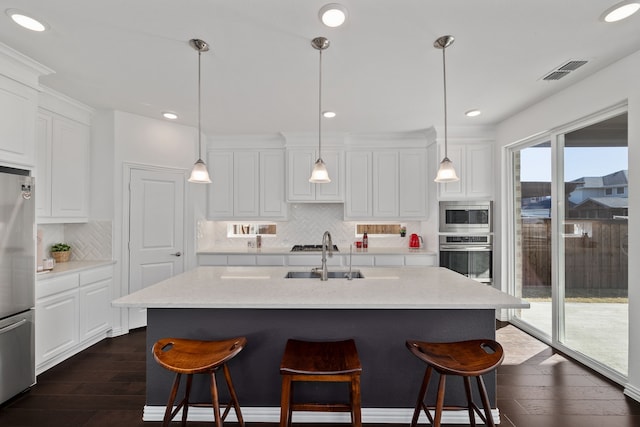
[39,221,112,261]
[198,204,422,250]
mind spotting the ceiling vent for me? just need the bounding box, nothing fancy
[542,60,588,81]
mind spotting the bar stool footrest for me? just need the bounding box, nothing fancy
[291,402,353,412]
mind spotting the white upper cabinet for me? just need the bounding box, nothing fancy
[0,77,37,167]
[372,151,399,217]
[208,151,234,218]
[344,151,372,217]
[233,151,260,217]
[345,147,428,220]
[207,148,287,220]
[438,141,494,200]
[36,89,93,223]
[399,149,428,218]
[260,150,287,217]
[0,44,52,168]
[286,148,344,202]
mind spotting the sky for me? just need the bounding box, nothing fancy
[520,146,628,182]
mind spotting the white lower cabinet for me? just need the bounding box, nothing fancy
[374,255,405,267]
[35,265,113,374]
[256,255,287,266]
[35,288,79,368]
[405,254,437,266]
[227,255,257,266]
[78,267,112,341]
[286,254,343,267]
[197,253,436,267]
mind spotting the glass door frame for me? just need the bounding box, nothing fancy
[505,102,629,385]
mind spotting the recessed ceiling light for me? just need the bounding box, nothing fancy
[319,3,348,28]
[323,111,336,118]
[465,109,481,117]
[6,9,48,32]
[601,1,640,22]
[162,112,178,120]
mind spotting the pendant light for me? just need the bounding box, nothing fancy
[309,36,331,184]
[433,35,460,183]
[188,38,212,184]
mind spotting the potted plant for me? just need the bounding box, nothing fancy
[400,226,407,237]
[50,243,71,263]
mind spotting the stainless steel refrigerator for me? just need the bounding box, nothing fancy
[0,166,35,405]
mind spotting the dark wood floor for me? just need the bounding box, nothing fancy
[1,323,639,426]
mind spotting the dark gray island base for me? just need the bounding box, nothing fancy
[146,307,497,421]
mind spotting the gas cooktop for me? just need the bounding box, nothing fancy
[290,245,339,252]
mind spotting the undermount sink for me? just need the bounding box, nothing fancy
[285,270,364,279]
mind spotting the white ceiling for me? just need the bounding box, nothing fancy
[1,0,639,136]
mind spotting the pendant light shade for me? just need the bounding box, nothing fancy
[434,157,459,182]
[309,36,331,184]
[433,35,460,183]
[309,158,331,183]
[189,159,211,183]
[188,38,212,184]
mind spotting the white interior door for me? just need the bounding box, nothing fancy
[128,168,185,329]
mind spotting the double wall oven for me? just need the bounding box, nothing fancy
[439,201,493,285]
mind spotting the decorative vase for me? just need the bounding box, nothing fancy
[51,250,70,263]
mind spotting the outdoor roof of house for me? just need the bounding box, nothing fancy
[576,197,629,209]
[570,170,628,187]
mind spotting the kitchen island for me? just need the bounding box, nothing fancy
[113,266,528,423]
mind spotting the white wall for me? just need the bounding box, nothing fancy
[495,49,640,400]
[99,110,205,335]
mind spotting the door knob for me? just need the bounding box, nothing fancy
[170,252,182,257]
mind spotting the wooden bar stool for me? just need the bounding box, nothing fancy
[406,339,504,427]
[279,338,362,427]
[152,336,247,427]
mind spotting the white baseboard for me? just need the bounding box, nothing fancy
[143,405,500,424]
[624,383,640,403]
[36,329,110,376]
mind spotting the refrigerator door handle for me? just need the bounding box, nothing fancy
[0,318,27,335]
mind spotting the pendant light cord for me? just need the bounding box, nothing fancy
[197,49,202,161]
[318,48,323,160]
[442,46,448,159]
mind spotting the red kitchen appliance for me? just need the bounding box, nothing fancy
[409,234,423,248]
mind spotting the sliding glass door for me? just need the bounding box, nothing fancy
[509,107,629,380]
[511,142,553,338]
[560,113,628,375]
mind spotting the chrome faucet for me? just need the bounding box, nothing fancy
[345,243,353,280]
[319,230,333,281]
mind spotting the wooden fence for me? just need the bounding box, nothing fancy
[521,218,628,296]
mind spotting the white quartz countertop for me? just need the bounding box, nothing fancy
[198,247,436,255]
[113,266,528,310]
[36,260,115,280]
